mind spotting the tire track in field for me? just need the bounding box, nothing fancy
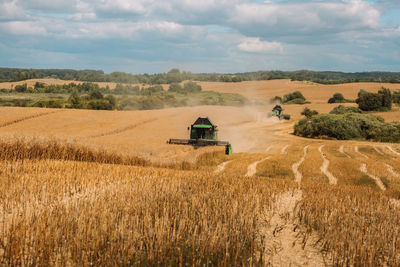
[291,145,309,183]
[360,163,386,191]
[214,160,232,174]
[373,146,384,156]
[385,164,400,178]
[0,110,61,128]
[246,157,270,177]
[355,146,369,159]
[281,145,289,155]
[88,118,158,138]
[266,145,274,153]
[339,145,351,158]
[258,189,328,266]
[318,145,337,185]
[386,146,400,157]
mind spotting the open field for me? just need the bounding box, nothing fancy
[1,79,400,265]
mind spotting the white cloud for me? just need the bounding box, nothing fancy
[230,0,380,37]
[0,0,27,21]
[238,38,283,53]
[0,21,47,35]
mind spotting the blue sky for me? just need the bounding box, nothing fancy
[0,0,400,74]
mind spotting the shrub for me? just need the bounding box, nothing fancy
[283,91,305,103]
[330,105,362,114]
[294,113,400,142]
[301,107,319,118]
[183,81,202,93]
[394,91,400,104]
[168,83,184,93]
[87,99,114,110]
[15,83,27,92]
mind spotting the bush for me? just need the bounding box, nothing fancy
[168,83,184,94]
[15,83,27,92]
[283,91,305,103]
[87,99,114,110]
[294,113,400,142]
[183,81,202,93]
[394,91,400,104]
[330,105,362,114]
[356,87,392,111]
[301,107,318,118]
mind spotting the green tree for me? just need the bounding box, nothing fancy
[356,92,383,111]
[378,87,392,110]
[183,81,202,93]
[168,83,184,93]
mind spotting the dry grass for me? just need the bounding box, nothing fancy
[2,80,400,265]
[0,156,294,266]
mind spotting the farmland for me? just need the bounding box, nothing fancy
[1,79,400,265]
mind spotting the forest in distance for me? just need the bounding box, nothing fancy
[2,67,400,84]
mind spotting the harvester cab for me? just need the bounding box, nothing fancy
[270,105,291,120]
[168,117,232,155]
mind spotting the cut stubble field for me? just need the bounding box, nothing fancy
[1,79,400,266]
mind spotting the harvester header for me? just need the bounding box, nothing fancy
[168,117,232,155]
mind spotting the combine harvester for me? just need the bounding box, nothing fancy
[168,117,232,155]
[268,105,290,120]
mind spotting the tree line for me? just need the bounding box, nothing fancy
[2,67,400,84]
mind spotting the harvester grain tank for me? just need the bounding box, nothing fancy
[269,105,290,120]
[168,117,232,155]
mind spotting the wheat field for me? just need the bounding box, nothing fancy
[1,79,400,266]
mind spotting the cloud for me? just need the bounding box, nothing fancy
[230,0,380,38]
[238,38,283,53]
[0,0,399,73]
[0,0,28,21]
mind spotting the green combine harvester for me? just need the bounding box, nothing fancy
[269,105,291,120]
[168,117,232,155]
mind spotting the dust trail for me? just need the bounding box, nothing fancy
[355,146,368,159]
[0,110,61,128]
[88,118,157,138]
[292,145,309,183]
[266,145,274,153]
[281,145,289,155]
[246,157,270,177]
[373,146,384,156]
[386,146,400,157]
[360,163,386,191]
[318,145,337,185]
[339,145,351,158]
[214,160,232,174]
[385,163,400,178]
[258,189,328,266]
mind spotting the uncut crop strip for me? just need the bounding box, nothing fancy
[339,145,351,158]
[386,145,400,157]
[0,110,61,128]
[355,146,368,159]
[88,118,158,138]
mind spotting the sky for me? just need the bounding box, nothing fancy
[0,0,400,74]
